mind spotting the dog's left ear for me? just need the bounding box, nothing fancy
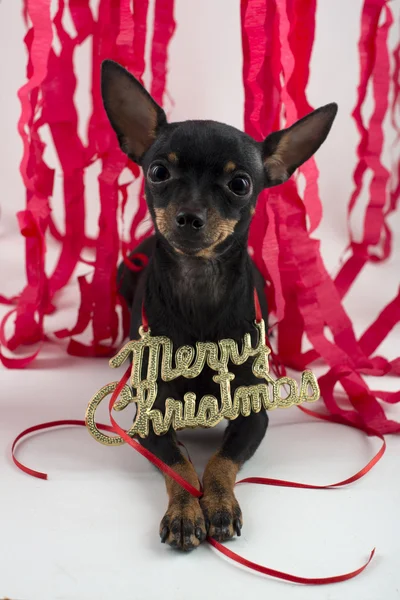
[262,103,338,187]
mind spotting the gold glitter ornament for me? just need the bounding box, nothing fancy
[85,320,320,444]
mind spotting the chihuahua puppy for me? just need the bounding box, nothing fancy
[101,60,337,551]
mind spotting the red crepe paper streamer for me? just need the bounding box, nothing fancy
[243,0,400,435]
[1,0,398,434]
[0,0,174,364]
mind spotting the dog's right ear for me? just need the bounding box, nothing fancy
[101,60,167,163]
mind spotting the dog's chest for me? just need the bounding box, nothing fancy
[173,258,226,307]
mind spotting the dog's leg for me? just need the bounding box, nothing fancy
[139,430,207,551]
[201,410,268,541]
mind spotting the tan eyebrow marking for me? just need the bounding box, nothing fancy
[167,152,178,164]
[224,161,236,173]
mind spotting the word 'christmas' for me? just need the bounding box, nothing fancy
[86,320,320,443]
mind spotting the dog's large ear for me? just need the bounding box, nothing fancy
[262,103,338,187]
[101,60,167,163]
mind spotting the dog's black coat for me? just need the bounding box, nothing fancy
[101,59,337,548]
[118,234,269,466]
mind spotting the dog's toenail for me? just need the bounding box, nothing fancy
[160,526,169,543]
[234,518,242,536]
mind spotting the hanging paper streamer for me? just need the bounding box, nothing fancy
[0,0,175,364]
[1,1,399,437]
[243,0,400,434]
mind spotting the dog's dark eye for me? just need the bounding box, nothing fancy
[149,164,170,182]
[229,176,251,196]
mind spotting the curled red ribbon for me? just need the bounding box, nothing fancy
[11,396,381,584]
[12,329,384,585]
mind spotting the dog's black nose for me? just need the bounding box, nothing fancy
[175,210,206,230]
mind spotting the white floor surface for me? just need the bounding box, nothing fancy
[0,236,400,600]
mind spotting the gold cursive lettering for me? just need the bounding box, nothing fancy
[86,320,320,443]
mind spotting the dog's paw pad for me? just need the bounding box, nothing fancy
[201,492,242,542]
[160,499,206,551]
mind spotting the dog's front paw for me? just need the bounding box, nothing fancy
[201,491,242,542]
[160,497,206,551]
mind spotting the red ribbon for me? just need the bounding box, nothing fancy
[12,291,383,584]
[207,540,375,585]
[11,389,381,584]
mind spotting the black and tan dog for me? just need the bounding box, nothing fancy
[101,60,337,551]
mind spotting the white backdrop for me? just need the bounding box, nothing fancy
[0,2,400,600]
